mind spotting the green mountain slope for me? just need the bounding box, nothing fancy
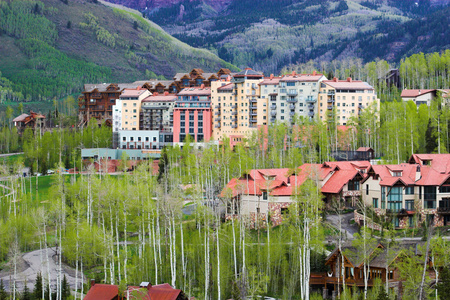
[140,0,450,74]
[0,0,236,109]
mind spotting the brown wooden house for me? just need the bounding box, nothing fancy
[311,241,435,299]
[12,111,45,133]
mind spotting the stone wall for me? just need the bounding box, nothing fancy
[354,210,383,231]
[268,202,291,226]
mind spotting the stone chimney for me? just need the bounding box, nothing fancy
[347,77,352,82]
[415,165,421,181]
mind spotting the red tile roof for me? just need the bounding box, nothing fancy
[323,80,374,90]
[84,283,182,300]
[84,284,118,300]
[400,89,435,98]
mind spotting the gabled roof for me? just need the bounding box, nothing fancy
[259,77,281,85]
[177,87,211,96]
[83,83,141,93]
[401,89,436,98]
[234,68,264,78]
[322,79,374,90]
[217,83,233,91]
[84,284,118,300]
[84,283,182,300]
[13,113,29,122]
[280,73,325,82]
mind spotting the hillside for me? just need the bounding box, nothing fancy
[0,0,236,112]
[103,0,450,74]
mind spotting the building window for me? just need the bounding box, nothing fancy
[393,171,402,177]
[366,184,369,195]
[381,186,386,209]
[440,185,450,193]
[405,200,414,210]
[424,186,436,209]
[405,186,414,195]
[262,192,268,200]
[388,187,402,211]
[146,137,149,142]
[123,137,126,141]
[198,134,204,142]
[189,121,194,127]
[348,180,360,191]
[181,115,185,120]
[130,137,134,141]
[373,198,378,208]
[138,137,141,141]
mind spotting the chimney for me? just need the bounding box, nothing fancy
[347,77,352,82]
[137,86,141,90]
[292,71,296,76]
[164,91,169,96]
[90,279,95,288]
[270,74,274,79]
[333,77,338,82]
[415,165,421,181]
[139,282,152,290]
[313,70,316,76]
[154,92,159,96]
[201,84,205,89]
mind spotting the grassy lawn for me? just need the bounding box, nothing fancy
[0,154,24,165]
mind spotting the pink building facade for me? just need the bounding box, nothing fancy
[173,86,212,143]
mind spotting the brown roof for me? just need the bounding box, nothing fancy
[83,83,141,93]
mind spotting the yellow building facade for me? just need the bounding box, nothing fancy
[318,78,380,126]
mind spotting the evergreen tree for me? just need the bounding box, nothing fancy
[376,289,389,300]
[33,273,43,300]
[61,275,70,300]
[437,267,450,298]
[21,282,31,300]
[0,280,7,300]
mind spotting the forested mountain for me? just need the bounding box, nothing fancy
[0,0,235,110]
[103,0,450,74]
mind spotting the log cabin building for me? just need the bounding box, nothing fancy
[12,111,46,133]
[311,241,434,299]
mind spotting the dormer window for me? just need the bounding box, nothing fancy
[393,171,402,177]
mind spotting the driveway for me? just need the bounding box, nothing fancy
[326,212,359,241]
[0,247,85,292]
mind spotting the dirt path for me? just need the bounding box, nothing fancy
[0,247,85,292]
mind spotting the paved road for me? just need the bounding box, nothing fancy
[325,212,359,241]
[0,247,85,292]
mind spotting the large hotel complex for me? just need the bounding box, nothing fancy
[78,68,380,148]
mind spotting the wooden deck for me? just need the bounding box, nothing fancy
[310,273,376,287]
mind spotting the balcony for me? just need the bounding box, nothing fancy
[327,99,335,103]
[308,104,314,110]
[249,112,257,116]
[438,206,450,214]
[215,118,221,122]
[287,98,298,103]
[215,124,221,128]
[91,93,101,99]
[231,104,237,109]
[214,111,221,116]
[250,105,257,110]
[270,105,276,110]
[327,105,333,110]
[271,111,277,116]
[249,99,257,103]
[92,105,105,111]
[250,119,257,123]
[231,124,237,129]
[287,90,298,96]
[359,104,364,109]
[289,112,295,116]
[215,105,221,109]
[231,111,238,115]
[305,97,317,103]
[289,104,295,109]
[270,118,276,123]
[327,91,335,96]
[308,111,315,117]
